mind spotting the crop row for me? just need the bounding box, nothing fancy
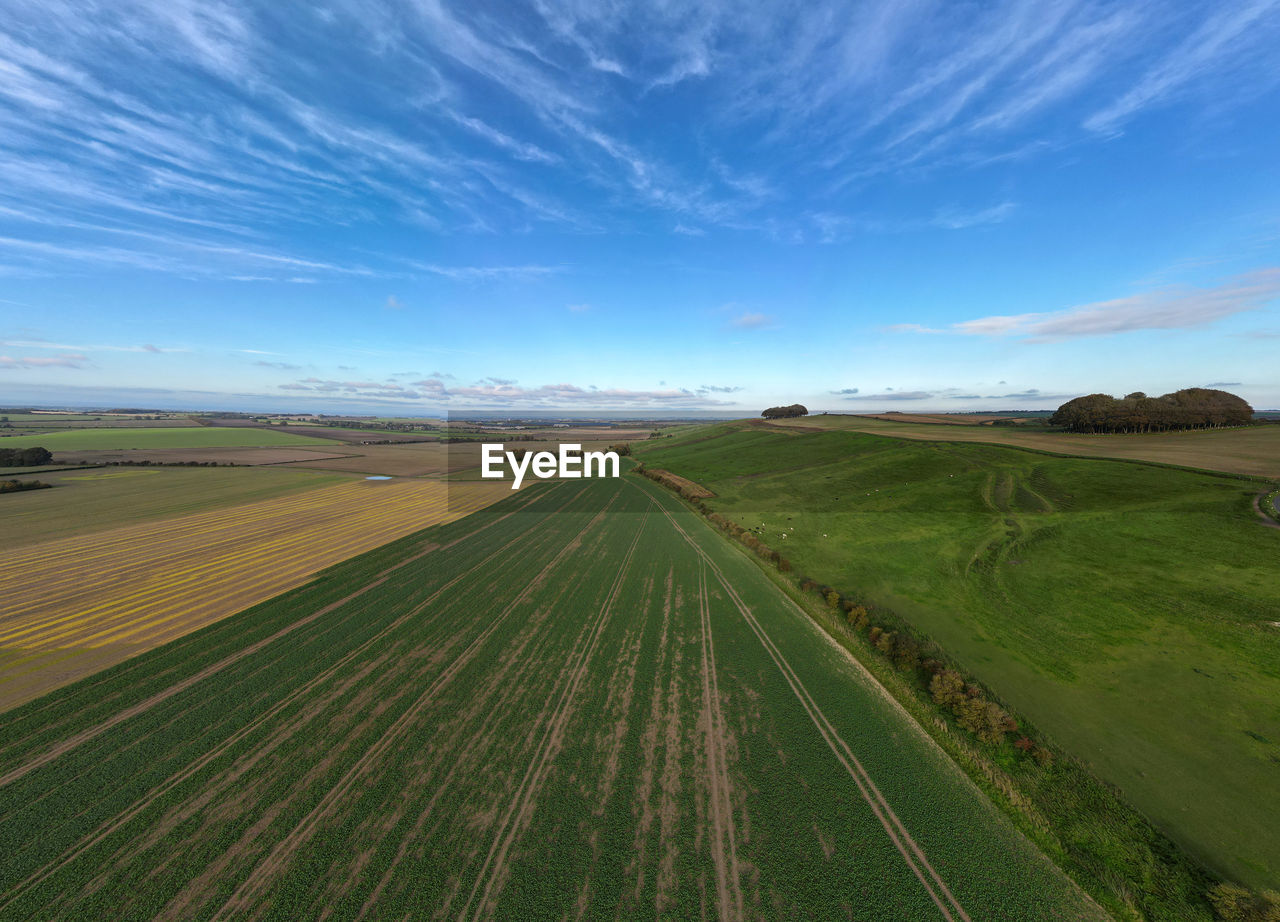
[0,475,1100,920]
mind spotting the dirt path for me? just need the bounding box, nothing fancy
[1253,491,1280,530]
[638,483,970,922]
[457,515,648,921]
[697,563,744,922]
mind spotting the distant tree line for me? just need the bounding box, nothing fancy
[0,479,50,494]
[761,404,808,419]
[1050,388,1253,433]
[0,446,52,466]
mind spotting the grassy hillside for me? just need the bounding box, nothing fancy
[638,423,1280,889]
[0,477,1099,919]
[0,427,341,451]
[770,414,1280,479]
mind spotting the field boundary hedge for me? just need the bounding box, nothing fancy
[634,465,1279,922]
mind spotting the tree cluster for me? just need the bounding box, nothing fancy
[0,479,51,494]
[761,404,808,419]
[0,446,52,466]
[1050,388,1253,433]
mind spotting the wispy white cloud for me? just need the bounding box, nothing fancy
[412,262,562,281]
[896,269,1280,341]
[0,0,1274,282]
[0,338,185,353]
[730,311,775,330]
[1085,0,1280,133]
[281,374,736,407]
[0,352,88,369]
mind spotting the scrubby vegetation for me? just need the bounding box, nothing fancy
[0,479,51,494]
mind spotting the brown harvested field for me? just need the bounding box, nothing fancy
[206,422,441,443]
[57,447,356,465]
[279,442,455,476]
[0,478,510,711]
[769,415,1280,479]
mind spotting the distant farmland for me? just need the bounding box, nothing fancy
[0,479,508,710]
[638,423,1280,889]
[0,477,1100,920]
[0,427,341,452]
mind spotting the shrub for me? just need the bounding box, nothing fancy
[930,670,966,708]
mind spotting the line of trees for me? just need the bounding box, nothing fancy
[0,446,52,466]
[761,404,808,419]
[0,479,50,493]
[1050,388,1253,433]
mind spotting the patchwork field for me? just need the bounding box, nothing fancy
[0,427,343,452]
[0,478,508,711]
[0,476,1101,920]
[638,424,1280,888]
[55,447,357,466]
[2,467,347,547]
[770,414,1280,479]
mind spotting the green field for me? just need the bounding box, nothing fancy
[0,476,1099,920]
[2,467,347,547]
[638,424,1280,889]
[771,414,1280,479]
[0,428,342,451]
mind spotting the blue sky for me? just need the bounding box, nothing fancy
[2,0,1279,414]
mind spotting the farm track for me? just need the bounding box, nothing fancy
[696,563,743,922]
[0,479,508,710]
[0,477,1103,921]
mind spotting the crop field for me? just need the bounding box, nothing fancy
[3,467,347,547]
[638,424,1280,888]
[766,414,1280,479]
[0,476,1101,920]
[0,427,343,452]
[0,479,509,711]
[53,447,357,466]
[278,441,456,477]
[2,418,195,431]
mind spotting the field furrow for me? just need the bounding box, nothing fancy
[0,476,1105,921]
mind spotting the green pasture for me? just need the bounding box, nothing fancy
[638,424,1280,888]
